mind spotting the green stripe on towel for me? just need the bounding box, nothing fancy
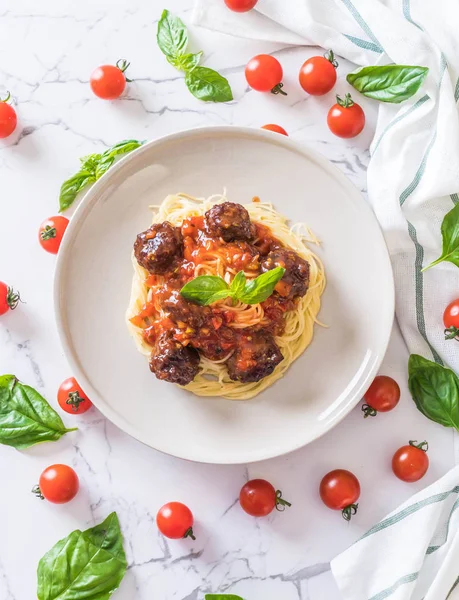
[369,572,418,600]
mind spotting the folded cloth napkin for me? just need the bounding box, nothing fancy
[331,465,459,600]
[193,0,459,373]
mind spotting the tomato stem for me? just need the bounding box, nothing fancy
[445,326,459,340]
[66,391,86,412]
[31,485,44,500]
[409,440,428,452]
[275,489,292,511]
[361,403,377,418]
[0,91,11,104]
[336,93,354,108]
[6,286,22,310]
[342,503,358,521]
[325,50,339,68]
[271,83,287,96]
[183,527,196,541]
[116,58,133,82]
[40,225,57,241]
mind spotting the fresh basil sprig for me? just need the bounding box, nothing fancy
[408,354,459,430]
[205,595,244,600]
[0,375,76,449]
[59,139,144,212]
[37,512,127,600]
[423,203,459,271]
[157,10,233,103]
[180,267,285,306]
[347,65,428,103]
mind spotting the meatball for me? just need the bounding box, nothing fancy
[161,289,209,331]
[227,331,283,383]
[149,335,200,385]
[205,202,254,242]
[134,222,183,274]
[261,248,310,299]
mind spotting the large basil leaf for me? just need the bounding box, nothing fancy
[95,139,144,179]
[59,171,95,212]
[185,66,233,103]
[408,354,459,430]
[229,271,247,297]
[347,65,428,103]
[423,203,459,271]
[238,267,285,304]
[37,512,127,600]
[157,9,188,60]
[0,375,76,449]
[181,275,230,305]
[205,596,244,600]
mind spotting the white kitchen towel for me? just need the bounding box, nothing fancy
[331,465,459,600]
[193,0,459,374]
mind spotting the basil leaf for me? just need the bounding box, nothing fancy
[230,271,247,297]
[80,153,102,171]
[180,276,230,305]
[423,203,459,271]
[185,66,233,103]
[157,9,188,60]
[408,354,459,430]
[205,596,244,600]
[96,139,144,179]
[238,267,285,304]
[176,51,203,72]
[0,375,76,449]
[59,171,95,212]
[347,65,428,103]
[204,289,234,306]
[37,512,127,600]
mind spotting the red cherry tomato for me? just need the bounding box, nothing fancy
[33,464,79,504]
[362,375,401,417]
[239,479,291,517]
[0,92,17,139]
[392,441,429,482]
[261,124,288,136]
[156,502,195,539]
[320,469,360,520]
[299,51,338,96]
[38,216,69,254]
[245,55,286,95]
[224,0,258,11]
[327,94,365,138]
[58,377,93,414]
[444,299,459,340]
[90,59,131,100]
[0,282,21,315]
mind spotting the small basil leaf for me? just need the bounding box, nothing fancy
[424,203,459,271]
[180,276,229,305]
[408,354,459,430]
[230,271,247,297]
[205,596,244,600]
[176,51,203,72]
[347,65,428,103]
[37,512,127,600]
[79,153,102,171]
[185,66,233,103]
[238,267,285,305]
[96,139,144,179]
[0,375,76,449]
[59,171,95,212]
[157,9,188,60]
[203,289,234,306]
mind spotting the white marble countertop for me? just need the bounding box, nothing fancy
[1,1,457,599]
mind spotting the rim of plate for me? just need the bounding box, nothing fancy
[54,125,395,464]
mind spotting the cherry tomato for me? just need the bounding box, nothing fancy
[327,94,365,138]
[320,469,360,520]
[299,51,338,96]
[392,441,429,482]
[33,464,79,504]
[38,216,69,254]
[362,375,401,417]
[0,92,17,139]
[261,124,288,136]
[58,377,93,414]
[239,479,291,517]
[90,59,131,100]
[224,0,258,11]
[444,299,459,340]
[156,502,195,539]
[245,55,286,95]
[0,282,21,315]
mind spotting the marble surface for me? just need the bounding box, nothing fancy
[0,1,457,599]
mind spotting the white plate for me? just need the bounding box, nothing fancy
[54,127,394,464]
